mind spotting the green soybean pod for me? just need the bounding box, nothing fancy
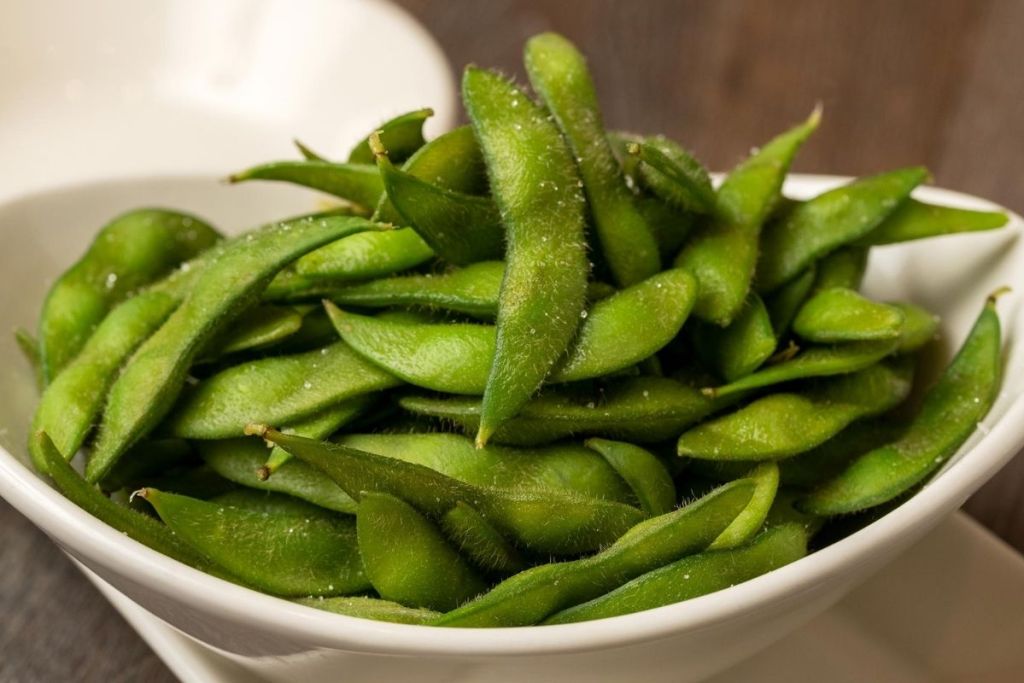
[764,266,816,337]
[674,109,819,326]
[525,32,660,287]
[327,261,504,318]
[858,199,1008,245]
[627,138,716,215]
[14,328,42,389]
[435,480,754,627]
[200,438,357,514]
[370,134,504,265]
[38,208,220,382]
[201,305,304,360]
[677,360,914,461]
[138,488,368,597]
[693,293,776,382]
[358,492,486,611]
[228,161,383,211]
[295,126,487,281]
[793,288,906,342]
[252,427,644,556]
[326,269,695,393]
[800,294,1002,515]
[585,439,676,516]
[812,247,869,292]
[441,502,527,574]
[893,302,940,352]
[708,461,779,550]
[35,432,215,572]
[258,396,375,476]
[29,292,178,473]
[347,107,433,164]
[755,167,927,292]
[167,341,400,440]
[544,522,809,624]
[463,66,589,447]
[399,375,727,446]
[636,193,696,260]
[294,596,439,625]
[86,216,379,483]
[335,432,632,503]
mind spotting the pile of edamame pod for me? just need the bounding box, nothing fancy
[22,33,1009,627]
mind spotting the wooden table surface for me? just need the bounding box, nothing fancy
[3,1,1023,680]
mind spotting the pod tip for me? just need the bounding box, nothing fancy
[255,466,271,482]
[244,423,270,438]
[988,286,1012,305]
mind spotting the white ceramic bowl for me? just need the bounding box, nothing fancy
[0,175,1021,683]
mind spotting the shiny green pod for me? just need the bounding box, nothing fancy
[358,492,486,610]
[811,247,869,292]
[334,432,633,503]
[463,66,590,446]
[139,488,368,597]
[693,292,776,382]
[677,360,914,461]
[793,288,906,342]
[86,215,379,482]
[347,108,432,164]
[370,133,504,265]
[167,341,400,439]
[327,261,504,317]
[674,109,819,326]
[252,427,644,556]
[228,161,383,211]
[708,461,779,550]
[294,596,440,625]
[755,167,927,292]
[544,522,808,624]
[435,480,754,627]
[800,295,1002,514]
[38,208,220,382]
[525,32,660,287]
[326,269,695,393]
[585,439,676,516]
[399,376,727,446]
[858,199,1008,245]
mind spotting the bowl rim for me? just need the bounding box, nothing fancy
[1,174,1022,657]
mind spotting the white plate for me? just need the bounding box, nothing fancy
[80,512,1024,683]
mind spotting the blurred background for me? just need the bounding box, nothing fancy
[2,1,1022,680]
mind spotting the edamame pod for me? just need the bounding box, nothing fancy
[441,502,526,574]
[764,266,816,337]
[294,596,439,625]
[544,522,808,624]
[858,199,1008,245]
[627,137,715,214]
[463,66,589,446]
[327,261,504,317]
[677,360,914,461]
[200,438,357,514]
[167,341,400,439]
[756,167,927,291]
[400,376,728,446]
[138,488,369,596]
[800,295,1002,514]
[525,32,660,287]
[674,109,819,326]
[708,461,779,550]
[228,161,383,211]
[347,108,432,164]
[371,133,504,265]
[334,432,633,503]
[358,492,486,610]
[693,293,776,382]
[811,247,869,292]
[87,215,380,482]
[793,288,906,342]
[14,328,42,389]
[201,304,304,359]
[38,208,220,382]
[259,396,375,476]
[585,439,676,516]
[251,427,645,556]
[327,269,695,393]
[435,480,754,627]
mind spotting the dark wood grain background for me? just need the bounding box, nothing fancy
[3,1,1022,680]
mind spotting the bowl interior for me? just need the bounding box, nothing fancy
[0,174,1021,657]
